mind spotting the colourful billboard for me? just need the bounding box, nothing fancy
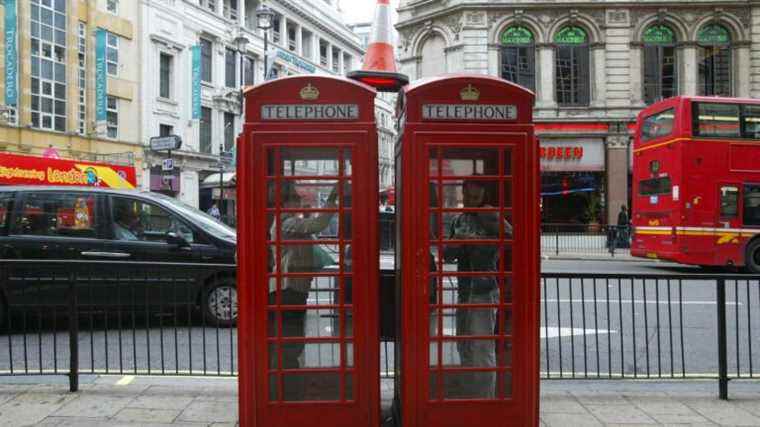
[0,153,136,189]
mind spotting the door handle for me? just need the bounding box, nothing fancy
[80,251,131,259]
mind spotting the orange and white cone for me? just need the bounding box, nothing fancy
[348,0,408,91]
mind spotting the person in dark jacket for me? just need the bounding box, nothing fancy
[617,205,630,248]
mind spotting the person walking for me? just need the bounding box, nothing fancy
[617,205,630,248]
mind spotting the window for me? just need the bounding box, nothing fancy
[744,184,760,226]
[643,25,677,104]
[30,0,67,132]
[319,40,328,67]
[159,53,173,99]
[159,124,173,137]
[200,38,213,83]
[742,105,760,139]
[78,22,86,135]
[720,186,739,218]
[343,54,352,75]
[106,32,119,76]
[224,113,235,152]
[555,26,589,106]
[639,177,672,196]
[332,47,340,73]
[500,26,535,92]
[111,197,195,243]
[106,96,118,139]
[0,193,14,232]
[698,24,732,97]
[641,108,675,142]
[225,48,236,88]
[288,23,297,51]
[693,103,740,138]
[223,0,238,20]
[242,56,255,86]
[203,0,217,13]
[16,192,99,238]
[200,107,212,154]
[106,0,118,14]
[419,35,446,78]
[272,14,281,44]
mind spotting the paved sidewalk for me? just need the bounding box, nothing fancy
[0,376,759,426]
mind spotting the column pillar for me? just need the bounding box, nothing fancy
[239,0,246,28]
[488,44,500,76]
[629,44,644,106]
[682,43,698,95]
[735,44,751,97]
[296,24,303,55]
[592,45,606,107]
[606,130,630,225]
[536,45,556,109]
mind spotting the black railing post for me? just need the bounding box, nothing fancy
[68,271,79,393]
[717,278,728,400]
[555,232,559,256]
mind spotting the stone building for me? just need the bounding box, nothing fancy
[1,0,142,179]
[396,0,760,224]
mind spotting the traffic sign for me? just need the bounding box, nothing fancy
[162,158,174,171]
[150,135,182,152]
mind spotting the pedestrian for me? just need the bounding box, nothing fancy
[207,203,221,221]
[269,181,338,401]
[617,205,630,248]
[442,179,510,399]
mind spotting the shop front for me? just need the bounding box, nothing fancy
[0,152,136,188]
[200,172,236,226]
[539,138,605,225]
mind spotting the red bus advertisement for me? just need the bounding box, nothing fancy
[632,96,760,272]
[0,152,136,189]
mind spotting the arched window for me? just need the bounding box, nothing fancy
[697,23,732,96]
[554,26,589,106]
[500,26,535,91]
[419,34,447,78]
[643,25,678,104]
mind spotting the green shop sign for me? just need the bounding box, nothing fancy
[698,24,730,44]
[501,26,533,45]
[643,25,675,44]
[555,26,587,44]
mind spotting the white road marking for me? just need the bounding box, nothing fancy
[542,327,616,339]
[542,299,741,306]
[115,375,135,386]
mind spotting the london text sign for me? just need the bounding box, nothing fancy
[261,104,359,121]
[422,104,517,121]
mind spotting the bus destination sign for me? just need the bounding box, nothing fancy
[422,104,517,121]
[262,104,359,121]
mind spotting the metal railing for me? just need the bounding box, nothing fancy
[541,223,630,256]
[1,262,757,399]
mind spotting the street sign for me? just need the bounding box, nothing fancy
[150,135,182,152]
[162,158,174,172]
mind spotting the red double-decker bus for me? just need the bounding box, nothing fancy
[632,96,760,272]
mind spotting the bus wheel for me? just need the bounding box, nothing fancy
[746,239,760,274]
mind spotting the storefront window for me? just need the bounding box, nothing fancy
[643,25,677,104]
[554,26,589,107]
[500,26,535,92]
[697,24,732,97]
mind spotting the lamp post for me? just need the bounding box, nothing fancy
[256,5,274,81]
[233,35,249,115]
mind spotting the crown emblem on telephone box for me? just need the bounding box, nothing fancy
[460,84,480,101]
[300,84,320,100]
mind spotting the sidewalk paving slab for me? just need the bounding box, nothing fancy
[0,376,757,426]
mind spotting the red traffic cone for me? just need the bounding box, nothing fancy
[348,0,408,92]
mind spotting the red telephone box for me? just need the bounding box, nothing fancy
[394,75,539,426]
[237,75,380,427]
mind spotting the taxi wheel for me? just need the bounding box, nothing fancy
[746,239,760,274]
[202,280,238,327]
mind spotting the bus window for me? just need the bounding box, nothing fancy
[720,186,739,218]
[742,105,760,139]
[641,108,675,142]
[744,184,760,226]
[639,177,672,196]
[693,103,740,138]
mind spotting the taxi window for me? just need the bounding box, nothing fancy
[16,192,99,238]
[641,108,675,142]
[693,103,740,138]
[0,193,14,233]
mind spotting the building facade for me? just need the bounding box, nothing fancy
[397,0,760,224]
[1,0,142,177]
[142,0,396,221]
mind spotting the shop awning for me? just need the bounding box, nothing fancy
[202,172,236,187]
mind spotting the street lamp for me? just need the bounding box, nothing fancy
[232,34,249,114]
[256,5,274,80]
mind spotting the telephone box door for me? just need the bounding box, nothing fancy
[238,76,379,427]
[418,134,534,425]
